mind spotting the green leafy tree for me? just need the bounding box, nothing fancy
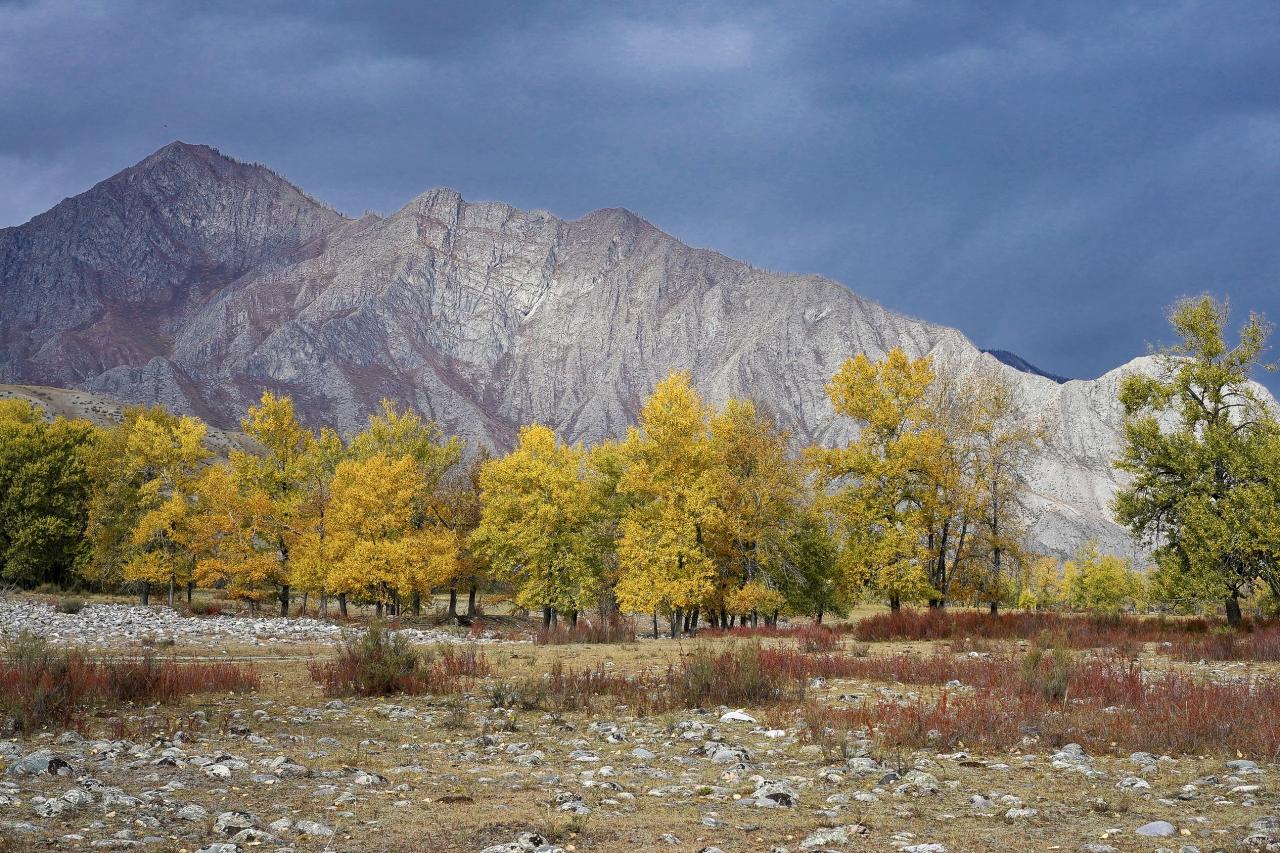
[1114,296,1279,625]
[0,401,97,587]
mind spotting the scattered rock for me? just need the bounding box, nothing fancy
[1135,820,1177,838]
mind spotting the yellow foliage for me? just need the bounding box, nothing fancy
[325,454,458,604]
[811,348,939,607]
[725,581,785,616]
[471,424,601,614]
[615,372,719,614]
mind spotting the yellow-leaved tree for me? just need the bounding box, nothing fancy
[85,407,210,605]
[705,398,801,627]
[472,424,602,626]
[187,464,279,605]
[1063,541,1144,615]
[960,367,1045,613]
[190,392,319,614]
[325,453,457,614]
[810,349,939,610]
[347,400,464,615]
[616,371,720,637]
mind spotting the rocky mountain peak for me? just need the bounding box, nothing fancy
[4,143,1268,559]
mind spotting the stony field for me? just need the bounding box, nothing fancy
[1,599,1277,853]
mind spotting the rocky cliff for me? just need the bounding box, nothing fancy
[0,142,1207,558]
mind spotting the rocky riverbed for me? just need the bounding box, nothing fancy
[0,598,506,649]
[1,685,1276,852]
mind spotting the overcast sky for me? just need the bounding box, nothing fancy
[2,0,1278,383]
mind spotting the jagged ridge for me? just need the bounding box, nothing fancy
[0,142,1230,558]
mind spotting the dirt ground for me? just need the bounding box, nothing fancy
[0,601,1276,853]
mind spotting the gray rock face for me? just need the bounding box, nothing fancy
[3,142,1267,556]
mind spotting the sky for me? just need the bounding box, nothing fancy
[2,0,1278,384]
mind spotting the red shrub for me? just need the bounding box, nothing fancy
[796,625,839,653]
[699,625,802,640]
[853,608,1214,649]
[309,624,491,697]
[1171,624,1280,662]
[0,633,258,732]
[837,650,1280,758]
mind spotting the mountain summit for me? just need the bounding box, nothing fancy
[0,143,1199,557]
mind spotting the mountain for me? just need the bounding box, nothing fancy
[982,349,1069,383]
[0,142,1216,558]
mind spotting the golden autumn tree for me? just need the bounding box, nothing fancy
[584,438,630,619]
[472,424,602,627]
[186,464,279,606]
[616,371,720,637]
[325,453,457,613]
[183,392,323,614]
[85,407,210,605]
[348,400,465,615]
[810,349,939,610]
[704,398,802,627]
[433,446,492,620]
[217,391,320,615]
[289,426,347,615]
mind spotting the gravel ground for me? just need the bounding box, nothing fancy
[0,598,509,649]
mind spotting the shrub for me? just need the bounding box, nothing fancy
[1170,624,1280,662]
[853,608,1214,648]
[798,700,859,761]
[838,651,1280,758]
[186,600,223,617]
[796,624,839,653]
[0,633,258,732]
[535,615,636,645]
[517,641,809,714]
[57,597,85,614]
[1019,644,1073,701]
[308,622,491,697]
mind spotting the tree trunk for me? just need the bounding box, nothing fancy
[320,594,328,617]
[670,607,682,639]
[569,610,578,629]
[412,591,421,617]
[186,581,194,605]
[543,606,553,628]
[338,593,348,618]
[279,583,290,617]
[989,600,999,616]
[448,584,458,619]
[141,582,150,606]
[690,606,699,632]
[652,609,659,639]
[467,583,478,617]
[815,608,824,625]
[375,601,383,618]
[301,591,309,616]
[889,595,901,612]
[167,577,175,608]
[1225,592,1243,627]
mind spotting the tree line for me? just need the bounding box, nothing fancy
[1,296,1276,628]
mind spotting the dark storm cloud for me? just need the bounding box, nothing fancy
[2,0,1278,384]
